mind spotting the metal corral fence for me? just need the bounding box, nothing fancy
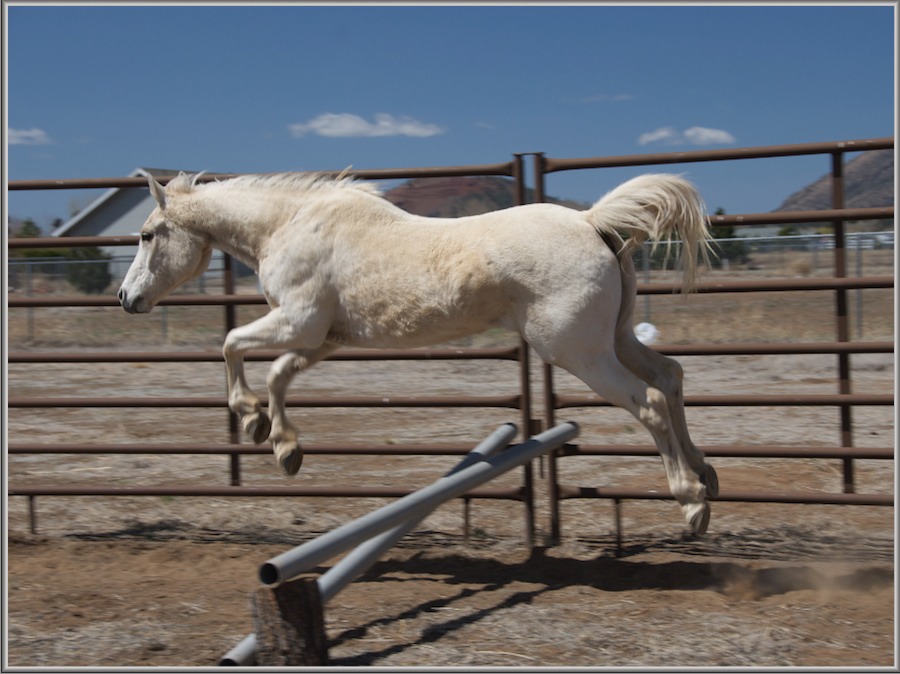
[6,137,895,544]
[530,138,894,539]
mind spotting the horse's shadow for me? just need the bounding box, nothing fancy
[326,544,892,666]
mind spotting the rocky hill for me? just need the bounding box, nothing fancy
[384,150,893,224]
[774,149,894,212]
[384,176,587,217]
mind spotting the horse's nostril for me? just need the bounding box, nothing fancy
[117,288,125,302]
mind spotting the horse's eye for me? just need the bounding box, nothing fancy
[140,232,154,243]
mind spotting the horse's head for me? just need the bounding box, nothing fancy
[117,174,212,314]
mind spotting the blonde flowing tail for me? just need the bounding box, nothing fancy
[586,174,713,291]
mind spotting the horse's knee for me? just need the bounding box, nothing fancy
[222,330,242,360]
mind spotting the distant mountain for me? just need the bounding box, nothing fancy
[384,176,588,217]
[774,149,894,212]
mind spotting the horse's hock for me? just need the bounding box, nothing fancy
[7,137,894,543]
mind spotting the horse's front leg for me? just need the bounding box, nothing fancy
[222,307,324,446]
[266,344,337,475]
[223,321,274,445]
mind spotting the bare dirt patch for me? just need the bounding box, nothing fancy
[6,516,894,667]
[5,255,895,668]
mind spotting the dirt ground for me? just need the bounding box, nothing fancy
[5,261,896,669]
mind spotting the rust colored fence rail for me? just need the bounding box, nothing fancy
[6,138,895,544]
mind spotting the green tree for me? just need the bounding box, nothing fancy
[17,219,41,238]
[11,219,68,261]
[65,246,113,294]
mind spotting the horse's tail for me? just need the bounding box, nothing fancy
[585,174,712,292]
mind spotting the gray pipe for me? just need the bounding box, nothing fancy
[258,422,578,586]
[219,633,256,666]
[219,423,517,667]
[317,422,517,603]
[220,422,578,666]
[219,424,517,667]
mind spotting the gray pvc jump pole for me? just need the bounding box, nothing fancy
[220,634,256,667]
[258,421,579,587]
[219,422,579,666]
[220,423,517,666]
[317,421,518,603]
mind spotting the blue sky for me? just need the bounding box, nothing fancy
[5,3,896,228]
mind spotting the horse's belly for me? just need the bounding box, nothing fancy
[329,285,507,349]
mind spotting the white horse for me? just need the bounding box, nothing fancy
[118,171,719,533]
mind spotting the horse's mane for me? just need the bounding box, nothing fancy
[166,171,383,199]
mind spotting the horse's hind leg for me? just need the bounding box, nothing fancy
[613,252,717,497]
[615,332,718,498]
[266,344,337,475]
[557,349,713,534]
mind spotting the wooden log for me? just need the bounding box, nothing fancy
[250,577,329,666]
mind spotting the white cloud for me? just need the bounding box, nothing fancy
[9,128,52,145]
[638,127,681,146]
[638,125,735,147]
[289,113,444,138]
[683,126,736,145]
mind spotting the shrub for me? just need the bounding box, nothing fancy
[65,247,113,294]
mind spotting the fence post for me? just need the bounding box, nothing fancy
[28,495,37,535]
[830,152,855,493]
[855,241,863,339]
[26,261,34,341]
[223,254,242,486]
[531,153,565,545]
[513,152,539,547]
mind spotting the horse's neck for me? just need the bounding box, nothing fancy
[180,184,402,270]
[181,190,280,270]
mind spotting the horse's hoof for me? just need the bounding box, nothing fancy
[683,502,711,536]
[702,463,720,498]
[277,445,304,476]
[245,413,272,444]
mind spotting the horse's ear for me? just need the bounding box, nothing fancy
[147,174,167,210]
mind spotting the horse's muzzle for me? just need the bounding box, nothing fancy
[117,287,147,314]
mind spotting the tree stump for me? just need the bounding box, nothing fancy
[250,577,329,666]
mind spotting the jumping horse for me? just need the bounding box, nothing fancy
[118,171,719,533]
